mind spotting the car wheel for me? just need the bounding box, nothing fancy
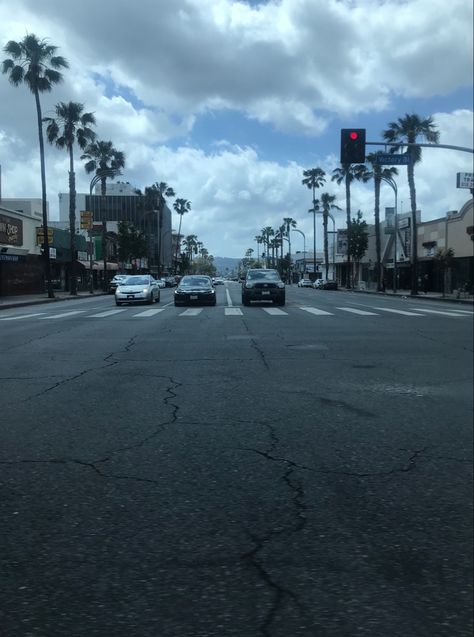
[156,293,160,303]
[242,295,250,306]
[115,301,122,306]
[275,297,285,306]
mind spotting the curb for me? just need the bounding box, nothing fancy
[0,292,109,311]
[337,288,474,305]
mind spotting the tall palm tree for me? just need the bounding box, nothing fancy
[283,217,297,281]
[44,102,96,295]
[366,153,399,291]
[331,163,371,287]
[254,235,263,264]
[319,193,342,280]
[144,182,175,276]
[2,34,68,298]
[173,198,191,273]
[383,113,440,295]
[260,226,274,268]
[302,168,326,276]
[81,140,125,195]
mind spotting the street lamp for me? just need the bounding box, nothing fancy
[381,175,398,293]
[292,228,306,278]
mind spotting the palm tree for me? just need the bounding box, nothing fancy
[2,34,68,298]
[319,193,342,280]
[383,113,440,295]
[366,153,399,291]
[44,102,96,295]
[260,226,274,268]
[331,164,371,287]
[302,168,326,276]
[81,140,125,195]
[144,182,175,276]
[173,198,191,273]
[254,235,263,264]
[283,218,297,282]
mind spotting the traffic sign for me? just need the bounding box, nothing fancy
[80,210,93,230]
[375,153,411,165]
[456,172,474,189]
[36,227,54,245]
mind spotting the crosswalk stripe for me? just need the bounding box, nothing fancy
[179,308,203,316]
[39,311,85,319]
[225,307,243,316]
[373,307,423,316]
[133,309,166,317]
[337,307,378,315]
[412,308,468,317]
[87,309,127,317]
[262,308,288,315]
[0,312,46,321]
[447,309,474,315]
[299,306,333,316]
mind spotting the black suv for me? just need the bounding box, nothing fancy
[241,269,285,306]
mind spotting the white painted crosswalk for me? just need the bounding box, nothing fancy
[1,304,472,322]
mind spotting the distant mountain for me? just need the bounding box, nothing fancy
[213,256,241,275]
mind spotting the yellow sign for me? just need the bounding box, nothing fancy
[80,210,93,230]
[36,227,54,245]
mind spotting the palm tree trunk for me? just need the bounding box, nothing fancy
[68,147,77,295]
[407,161,418,295]
[374,175,382,291]
[323,211,329,280]
[174,215,183,274]
[157,200,163,278]
[345,173,351,288]
[35,89,54,298]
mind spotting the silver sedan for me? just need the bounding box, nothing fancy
[115,275,161,306]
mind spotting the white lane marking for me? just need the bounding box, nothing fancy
[446,309,474,314]
[133,309,166,317]
[373,307,423,316]
[39,311,85,319]
[337,307,379,316]
[412,308,468,317]
[226,289,233,307]
[179,308,203,316]
[87,309,127,317]
[299,306,333,316]
[262,308,288,315]
[0,312,46,321]
[225,307,243,316]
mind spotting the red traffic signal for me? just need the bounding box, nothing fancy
[340,128,366,164]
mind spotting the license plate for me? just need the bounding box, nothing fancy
[262,291,270,295]
[127,295,134,299]
[190,295,198,300]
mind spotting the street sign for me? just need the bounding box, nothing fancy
[375,153,411,165]
[80,210,93,230]
[36,227,54,245]
[456,172,474,189]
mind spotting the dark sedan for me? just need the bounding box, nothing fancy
[174,275,217,306]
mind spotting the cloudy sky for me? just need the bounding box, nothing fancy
[0,0,472,258]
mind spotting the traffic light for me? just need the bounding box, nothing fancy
[340,128,366,164]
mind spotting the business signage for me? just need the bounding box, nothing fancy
[36,227,54,245]
[0,213,23,246]
[80,210,93,230]
[456,172,474,189]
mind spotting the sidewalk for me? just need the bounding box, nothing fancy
[0,290,109,310]
[343,287,474,304]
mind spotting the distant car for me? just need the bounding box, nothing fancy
[164,276,178,287]
[212,277,225,285]
[174,275,216,306]
[156,279,166,288]
[108,274,128,294]
[297,278,313,288]
[115,275,161,305]
[241,268,285,306]
[314,279,338,290]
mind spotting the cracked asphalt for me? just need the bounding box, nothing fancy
[0,286,472,636]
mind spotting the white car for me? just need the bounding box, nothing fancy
[298,279,313,288]
[115,275,161,306]
[156,279,167,288]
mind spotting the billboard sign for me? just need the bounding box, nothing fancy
[0,214,23,246]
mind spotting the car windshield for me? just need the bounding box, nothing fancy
[247,270,280,281]
[180,277,211,287]
[123,276,150,286]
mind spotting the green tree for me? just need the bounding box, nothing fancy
[302,168,326,276]
[44,101,96,295]
[173,198,191,273]
[366,153,398,291]
[331,164,371,287]
[2,34,69,298]
[347,211,368,287]
[383,113,440,295]
[81,140,125,195]
[117,221,147,267]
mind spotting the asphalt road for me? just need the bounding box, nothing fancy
[0,283,472,637]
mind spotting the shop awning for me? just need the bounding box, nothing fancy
[77,261,119,271]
